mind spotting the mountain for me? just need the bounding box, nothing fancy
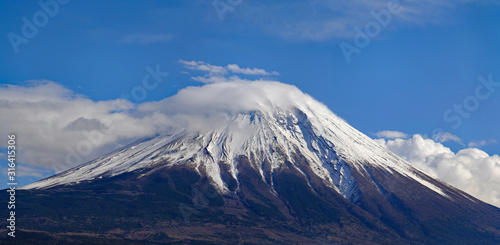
[3,81,500,244]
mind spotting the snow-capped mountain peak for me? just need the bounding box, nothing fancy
[22,81,447,202]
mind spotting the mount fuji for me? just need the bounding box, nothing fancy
[5,82,500,244]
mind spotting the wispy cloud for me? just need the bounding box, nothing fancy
[211,0,498,41]
[432,132,463,145]
[191,75,249,84]
[468,139,497,148]
[179,60,227,75]
[178,60,279,84]
[374,130,408,139]
[227,64,279,75]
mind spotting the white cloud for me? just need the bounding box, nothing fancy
[119,33,172,44]
[138,79,310,121]
[0,81,172,172]
[432,132,463,144]
[179,60,279,84]
[468,139,497,148]
[377,134,500,207]
[374,130,408,139]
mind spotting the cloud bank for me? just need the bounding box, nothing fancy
[375,134,500,207]
[0,81,172,174]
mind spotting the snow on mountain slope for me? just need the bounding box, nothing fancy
[21,81,448,201]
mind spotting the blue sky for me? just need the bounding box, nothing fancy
[1,0,500,204]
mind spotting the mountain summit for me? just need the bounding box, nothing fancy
[11,82,500,244]
[23,81,443,196]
